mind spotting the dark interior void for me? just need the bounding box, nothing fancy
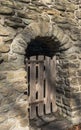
[25,37,60,58]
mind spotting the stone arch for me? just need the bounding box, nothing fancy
[9,20,73,63]
[7,20,79,124]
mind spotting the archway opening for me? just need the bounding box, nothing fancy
[24,36,61,121]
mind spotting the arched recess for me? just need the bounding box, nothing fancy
[9,20,73,67]
[8,20,75,120]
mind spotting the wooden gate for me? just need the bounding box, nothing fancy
[26,56,57,119]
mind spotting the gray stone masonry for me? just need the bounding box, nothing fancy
[0,0,81,130]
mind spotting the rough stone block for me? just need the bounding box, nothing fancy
[0,62,25,71]
[78,77,81,84]
[5,19,25,28]
[52,16,67,24]
[67,54,78,60]
[52,25,59,37]
[0,5,14,15]
[7,72,14,79]
[2,54,9,62]
[69,62,80,68]
[70,78,78,86]
[0,114,7,123]
[69,116,81,125]
[0,73,6,80]
[1,1,24,10]
[77,69,81,76]
[12,44,25,55]
[0,45,10,53]
[61,34,69,45]
[76,10,81,19]
[17,11,38,20]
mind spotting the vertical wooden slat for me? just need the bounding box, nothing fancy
[29,56,36,119]
[26,57,30,119]
[44,56,51,114]
[26,58,29,95]
[37,56,44,116]
[50,56,57,112]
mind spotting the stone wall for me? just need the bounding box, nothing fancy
[0,0,81,129]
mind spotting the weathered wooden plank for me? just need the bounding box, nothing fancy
[26,58,29,96]
[44,56,51,114]
[26,58,30,117]
[29,99,43,106]
[37,56,44,116]
[29,56,37,119]
[50,56,57,112]
[26,60,44,63]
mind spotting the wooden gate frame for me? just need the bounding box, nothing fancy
[26,56,57,119]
